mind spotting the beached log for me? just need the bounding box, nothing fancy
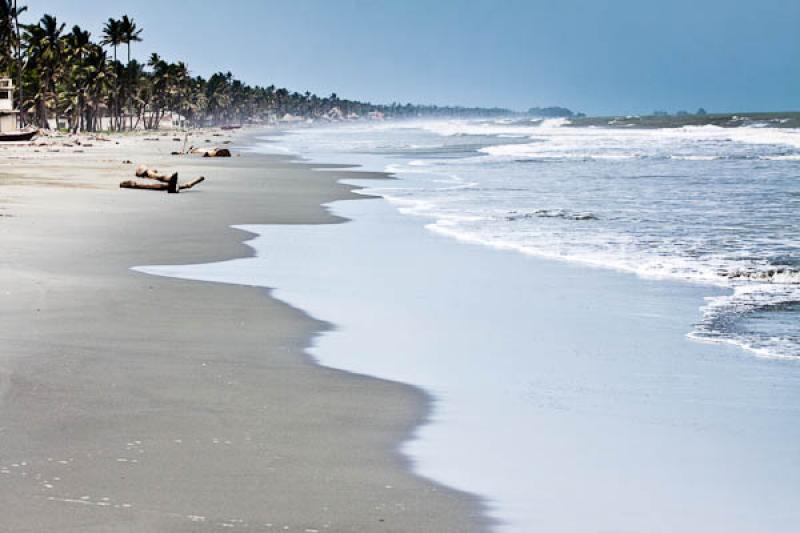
[141,171,177,185]
[188,147,231,157]
[134,164,153,177]
[179,176,205,190]
[120,179,168,191]
[202,148,231,158]
[121,172,180,193]
[135,165,178,184]
[120,175,202,193]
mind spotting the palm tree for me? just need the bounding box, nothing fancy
[83,45,112,131]
[24,14,65,128]
[119,15,141,65]
[124,59,146,128]
[170,61,191,126]
[100,17,122,62]
[100,17,122,129]
[145,52,169,128]
[119,15,141,129]
[61,25,95,132]
[0,1,17,70]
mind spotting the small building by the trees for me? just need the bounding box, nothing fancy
[0,78,20,133]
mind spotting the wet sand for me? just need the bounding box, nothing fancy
[0,131,488,532]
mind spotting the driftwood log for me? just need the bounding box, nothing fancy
[203,148,230,157]
[125,170,179,193]
[135,164,177,182]
[190,147,231,157]
[179,176,205,190]
[122,165,205,193]
[120,175,204,193]
[120,179,172,191]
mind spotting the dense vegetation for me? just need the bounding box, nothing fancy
[0,2,511,132]
[527,106,582,118]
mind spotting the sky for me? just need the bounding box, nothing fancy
[23,0,800,115]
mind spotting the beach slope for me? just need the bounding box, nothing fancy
[0,133,487,532]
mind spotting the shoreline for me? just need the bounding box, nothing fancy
[0,130,491,531]
[166,127,800,532]
[5,121,800,531]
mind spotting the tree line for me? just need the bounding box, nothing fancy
[0,2,510,132]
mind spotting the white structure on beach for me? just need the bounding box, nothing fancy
[0,77,20,132]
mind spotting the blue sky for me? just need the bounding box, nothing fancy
[27,0,800,114]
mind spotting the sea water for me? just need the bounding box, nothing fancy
[259,118,800,360]
[137,119,800,532]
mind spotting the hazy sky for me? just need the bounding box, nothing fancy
[26,0,800,115]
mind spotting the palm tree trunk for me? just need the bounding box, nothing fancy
[14,0,24,126]
[127,44,132,130]
[38,99,48,128]
[112,45,118,131]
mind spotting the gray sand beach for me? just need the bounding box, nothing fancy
[0,132,488,532]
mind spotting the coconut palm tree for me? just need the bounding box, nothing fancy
[119,14,141,129]
[83,45,112,131]
[24,14,65,128]
[61,25,91,131]
[100,17,123,64]
[100,17,122,129]
[144,52,171,128]
[119,15,141,65]
[0,1,19,70]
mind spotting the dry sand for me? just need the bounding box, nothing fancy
[0,131,488,532]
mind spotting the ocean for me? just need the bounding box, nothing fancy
[137,118,800,532]
[262,118,800,360]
